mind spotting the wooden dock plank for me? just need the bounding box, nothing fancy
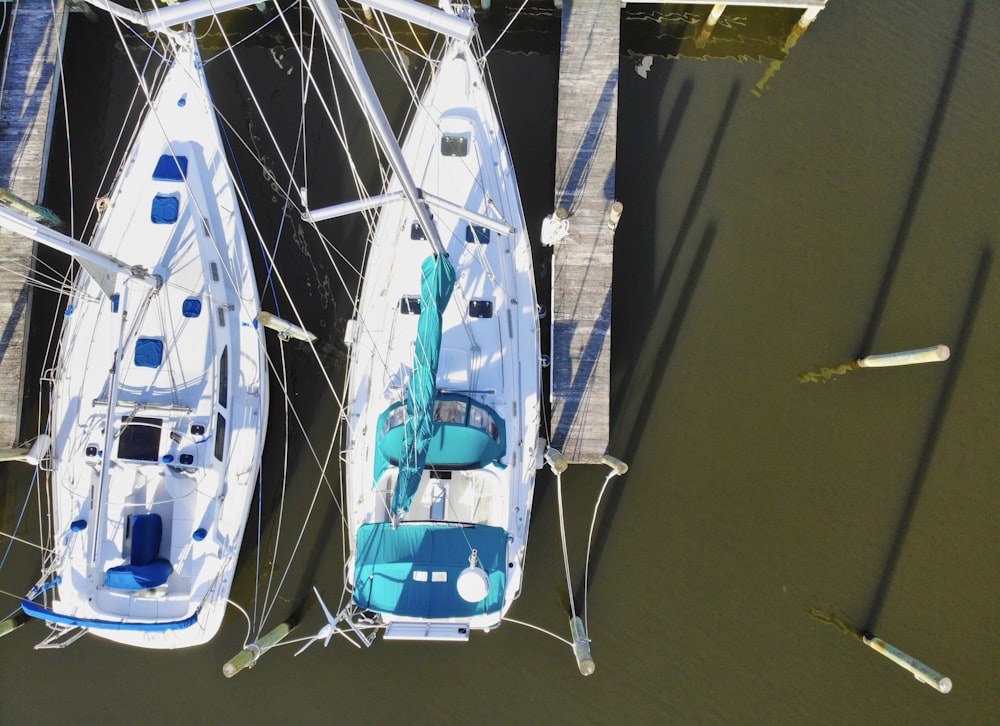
[0,0,68,445]
[549,0,620,463]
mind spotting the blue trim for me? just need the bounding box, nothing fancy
[20,597,199,632]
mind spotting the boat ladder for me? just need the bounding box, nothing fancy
[34,621,88,649]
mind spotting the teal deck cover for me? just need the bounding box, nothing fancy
[392,255,457,515]
[354,523,507,618]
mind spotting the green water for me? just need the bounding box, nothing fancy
[2,2,998,723]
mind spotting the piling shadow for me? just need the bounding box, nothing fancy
[857,0,974,356]
[862,245,992,634]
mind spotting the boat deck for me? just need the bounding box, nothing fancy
[549,0,619,464]
[0,0,69,446]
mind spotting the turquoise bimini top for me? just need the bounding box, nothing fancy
[375,393,506,480]
[353,522,508,618]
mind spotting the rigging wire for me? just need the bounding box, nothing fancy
[0,468,48,575]
[481,0,530,61]
[166,4,367,632]
[0,260,69,298]
[202,1,296,61]
[253,344,345,630]
[50,0,75,237]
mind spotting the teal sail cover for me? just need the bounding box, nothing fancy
[354,523,507,617]
[392,255,457,515]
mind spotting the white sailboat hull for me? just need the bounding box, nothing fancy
[23,34,267,649]
[342,14,543,636]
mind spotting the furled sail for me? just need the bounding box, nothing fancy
[391,254,456,516]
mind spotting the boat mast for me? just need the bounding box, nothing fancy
[309,0,474,259]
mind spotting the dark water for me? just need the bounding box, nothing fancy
[2,2,999,722]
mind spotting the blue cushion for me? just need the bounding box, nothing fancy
[182,298,202,318]
[153,154,188,181]
[104,513,169,590]
[134,338,163,368]
[130,514,162,566]
[151,194,179,224]
[105,559,172,590]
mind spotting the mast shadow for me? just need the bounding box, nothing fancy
[575,220,716,606]
[856,0,974,356]
[862,245,991,634]
[612,78,738,424]
[572,78,739,604]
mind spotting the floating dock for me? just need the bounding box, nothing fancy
[549,0,620,464]
[0,0,69,446]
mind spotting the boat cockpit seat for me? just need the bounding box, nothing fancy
[104,513,173,590]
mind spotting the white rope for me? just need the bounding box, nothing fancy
[0,529,54,555]
[554,470,580,627]
[226,597,254,650]
[583,468,620,632]
[502,616,573,647]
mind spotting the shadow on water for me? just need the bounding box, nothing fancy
[608,68,684,397]
[613,79,739,423]
[862,245,992,634]
[576,221,716,605]
[856,0,975,356]
[574,77,741,601]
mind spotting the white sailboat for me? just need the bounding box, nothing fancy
[307,0,544,642]
[2,26,268,649]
